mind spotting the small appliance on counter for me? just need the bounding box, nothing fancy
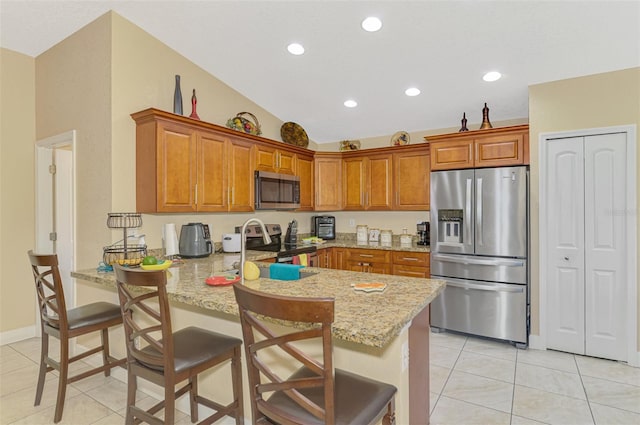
[311,215,336,240]
[417,221,430,246]
[179,223,213,258]
[222,233,241,253]
[284,219,298,249]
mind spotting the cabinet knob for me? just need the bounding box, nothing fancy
[564,256,569,261]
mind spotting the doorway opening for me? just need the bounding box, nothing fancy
[35,131,76,320]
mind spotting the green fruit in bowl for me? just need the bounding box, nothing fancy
[142,256,158,266]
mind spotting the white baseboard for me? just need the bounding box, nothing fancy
[0,325,36,346]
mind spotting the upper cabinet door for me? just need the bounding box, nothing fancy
[367,154,393,210]
[475,133,525,168]
[155,121,197,213]
[393,147,430,210]
[314,153,342,211]
[342,156,366,210]
[430,140,474,171]
[197,131,228,212]
[296,153,314,211]
[228,138,254,212]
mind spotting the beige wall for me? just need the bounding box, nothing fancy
[0,49,36,334]
[528,68,640,350]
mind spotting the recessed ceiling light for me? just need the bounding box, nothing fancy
[361,17,382,32]
[344,99,358,108]
[483,71,502,82]
[287,43,305,55]
[405,87,421,97]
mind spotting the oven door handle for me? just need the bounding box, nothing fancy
[432,253,524,268]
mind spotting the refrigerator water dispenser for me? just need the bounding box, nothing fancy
[437,209,464,244]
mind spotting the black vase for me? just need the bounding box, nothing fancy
[173,75,183,115]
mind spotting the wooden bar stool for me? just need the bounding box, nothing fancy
[27,250,126,423]
[114,265,244,425]
[233,284,397,425]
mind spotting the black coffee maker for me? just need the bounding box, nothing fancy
[417,221,430,246]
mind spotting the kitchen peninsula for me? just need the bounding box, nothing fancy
[73,253,445,424]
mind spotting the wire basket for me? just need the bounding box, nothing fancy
[103,244,148,266]
[107,212,142,229]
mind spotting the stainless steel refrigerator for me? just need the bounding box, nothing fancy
[430,166,529,347]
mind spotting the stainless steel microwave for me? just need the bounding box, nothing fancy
[254,171,300,210]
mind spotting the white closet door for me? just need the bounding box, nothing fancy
[584,133,627,361]
[546,137,585,354]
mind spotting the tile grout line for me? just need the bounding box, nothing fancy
[575,354,598,425]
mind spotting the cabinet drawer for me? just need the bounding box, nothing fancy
[392,265,430,278]
[345,249,391,263]
[392,251,429,266]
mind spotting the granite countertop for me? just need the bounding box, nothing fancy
[72,251,444,348]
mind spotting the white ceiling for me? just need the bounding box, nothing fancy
[1,0,639,143]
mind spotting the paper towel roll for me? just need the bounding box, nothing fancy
[163,223,179,256]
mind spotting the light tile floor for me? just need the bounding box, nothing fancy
[1,333,639,424]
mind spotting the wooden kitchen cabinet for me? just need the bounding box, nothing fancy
[296,153,314,211]
[342,152,393,211]
[254,143,296,175]
[133,108,258,213]
[393,145,430,210]
[345,248,392,275]
[314,153,342,211]
[392,251,430,278]
[133,108,320,213]
[427,124,529,171]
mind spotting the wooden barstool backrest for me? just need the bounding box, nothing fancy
[28,251,68,331]
[233,284,336,424]
[113,266,174,373]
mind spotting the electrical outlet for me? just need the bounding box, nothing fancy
[401,341,409,371]
[349,219,356,227]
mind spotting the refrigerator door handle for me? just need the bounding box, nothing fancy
[432,253,525,267]
[465,178,472,246]
[443,279,525,293]
[476,177,483,246]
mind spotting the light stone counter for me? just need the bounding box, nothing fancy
[72,251,444,348]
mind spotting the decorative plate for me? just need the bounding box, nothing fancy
[226,112,262,136]
[205,275,240,286]
[391,131,410,146]
[280,122,309,148]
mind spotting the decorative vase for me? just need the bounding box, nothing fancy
[173,75,183,115]
[479,102,492,129]
[189,89,200,120]
[459,112,469,132]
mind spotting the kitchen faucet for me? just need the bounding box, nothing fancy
[239,217,272,285]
